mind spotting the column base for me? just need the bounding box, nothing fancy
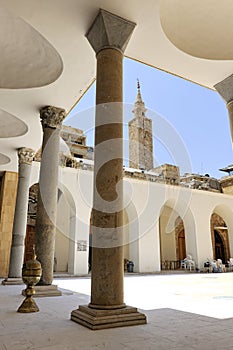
[71,305,147,330]
[2,278,24,285]
[22,284,62,298]
[17,296,39,313]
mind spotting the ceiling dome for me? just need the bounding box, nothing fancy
[0,109,28,138]
[160,0,233,60]
[0,153,10,165]
[0,5,63,88]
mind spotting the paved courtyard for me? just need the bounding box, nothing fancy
[1,272,233,349]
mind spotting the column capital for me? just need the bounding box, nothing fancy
[214,73,233,104]
[40,106,66,129]
[86,9,136,55]
[18,147,35,165]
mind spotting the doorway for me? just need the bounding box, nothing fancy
[214,230,226,262]
[175,216,186,262]
[178,230,186,261]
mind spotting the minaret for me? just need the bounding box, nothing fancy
[129,80,153,170]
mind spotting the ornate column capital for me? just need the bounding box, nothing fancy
[40,106,66,129]
[214,73,233,104]
[215,73,233,146]
[86,9,136,55]
[18,147,35,165]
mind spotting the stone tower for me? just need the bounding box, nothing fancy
[129,80,153,170]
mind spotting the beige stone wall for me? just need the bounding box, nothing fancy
[0,171,18,277]
[220,176,233,195]
[153,164,180,185]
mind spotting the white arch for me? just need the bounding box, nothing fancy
[55,182,77,272]
[27,178,78,273]
[124,200,140,272]
[211,204,233,259]
[159,198,197,266]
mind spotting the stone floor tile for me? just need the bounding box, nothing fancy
[2,274,233,349]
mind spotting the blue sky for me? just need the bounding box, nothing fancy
[66,57,233,179]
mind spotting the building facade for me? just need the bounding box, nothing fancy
[18,86,233,276]
[0,81,232,278]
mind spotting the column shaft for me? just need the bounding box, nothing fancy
[9,168,31,277]
[90,48,124,308]
[8,148,34,278]
[35,106,65,285]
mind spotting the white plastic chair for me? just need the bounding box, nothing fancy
[182,256,195,271]
[228,258,233,271]
[180,260,187,269]
[209,260,218,272]
[186,258,195,271]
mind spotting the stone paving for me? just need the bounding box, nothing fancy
[1,273,233,349]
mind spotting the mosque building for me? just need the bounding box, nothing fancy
[12,82,233,278]
[1,2,233,331]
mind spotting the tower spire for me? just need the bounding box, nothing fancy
[136,78,143,103]
[133,79,146,117]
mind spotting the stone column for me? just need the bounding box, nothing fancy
[71,9,146,329]
[4,148,35,284]
[35,106,66,289]
[215,73,233,144]
[227,101,233,144]
[90,47,125,309]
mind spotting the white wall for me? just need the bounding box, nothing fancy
[60,167,93,275]
[159,206,177,261]
[55,190,70,271]
[30,162,233,274]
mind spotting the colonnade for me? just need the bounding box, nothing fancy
[4,9,146,329]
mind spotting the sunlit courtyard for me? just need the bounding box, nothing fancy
[2,273,233,349]
[55,272,233,319]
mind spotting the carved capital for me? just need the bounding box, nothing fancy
[18,147,35,165]
[40,106,66,129]
[86,9,136,54]
[215,73,233,104]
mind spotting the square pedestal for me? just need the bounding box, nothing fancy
[2,278,24,285]
[71,305,147,330]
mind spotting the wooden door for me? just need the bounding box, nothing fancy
[178,230,186,261]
